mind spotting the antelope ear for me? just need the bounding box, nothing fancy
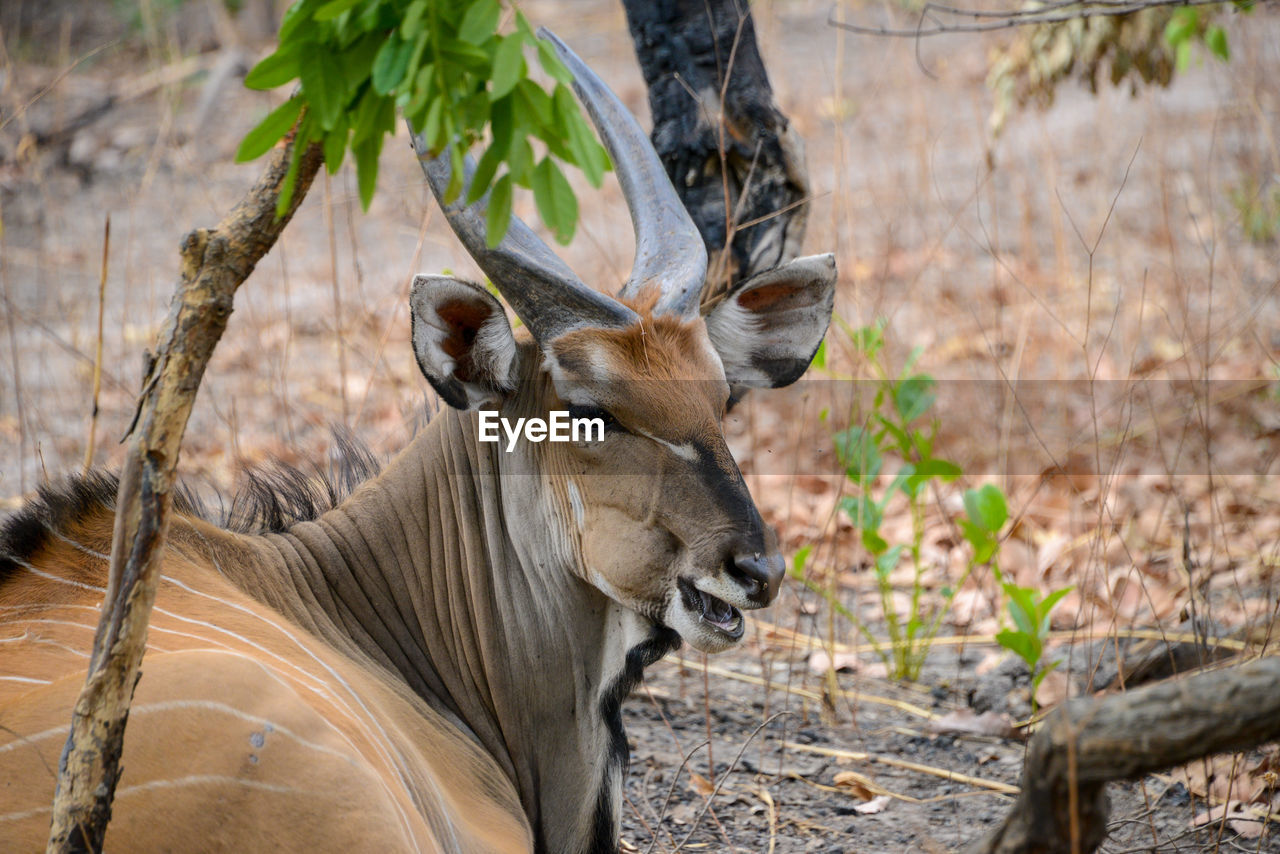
[410,275,517,409]
[705,254,836,391]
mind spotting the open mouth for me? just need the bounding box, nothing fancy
[678,578,744,640]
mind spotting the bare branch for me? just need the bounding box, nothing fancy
[966,656,1280,854]
[828,0,1267,38]
[45,131,323,854]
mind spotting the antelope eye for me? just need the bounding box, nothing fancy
[566,403,624,434]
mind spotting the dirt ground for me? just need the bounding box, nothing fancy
[2,1,1278,851]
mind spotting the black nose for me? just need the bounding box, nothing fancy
[728,551,785,606]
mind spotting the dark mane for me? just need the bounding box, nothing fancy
[0,432,381,588]
[224,430,381,534]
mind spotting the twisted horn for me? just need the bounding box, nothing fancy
[539,28,708,318]
[412,140,638,344]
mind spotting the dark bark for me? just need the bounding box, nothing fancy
[966,656,1280,854]
[46,133,322,854]
[621,0,809,302]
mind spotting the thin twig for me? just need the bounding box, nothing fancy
[782,740,1022,794]
[83,216,109,472]
[673,712,793,850]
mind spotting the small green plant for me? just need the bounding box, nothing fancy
[993,579,1074,713]
[960,481,1074,711]
[793,322,1027,683]
[958,483,1007,569]
[814,321,971,680]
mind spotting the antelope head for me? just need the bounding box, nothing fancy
[409,31,835,654]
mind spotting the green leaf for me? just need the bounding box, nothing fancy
[875,545,904,578]
[894,373,936,423]
[445,142,465,206]
[861,528,889,557]
[513,9,537,39]
[371,35,414,95]
[515,78,553,130]
[440,37,491,73]
[959,519,997,564]
[458,0,500,44]
[422,95,446,152]
[338,34,384,93]
[274,112,314,218]
[790,545,813,579]
[404,63,436,126]
[299,48,346,131]
[995,629,1037,670]
[1038,586,1074,633]
[531,157,577,243]
[355,0,394,32]
[236,96,303,162]
[350,87,383,146]
[536,36,575,84]
[506,136,533,185]
[1040,586,1073,616]
[834,426,882,481]
[555,85,607,186]
[886,464,914,500]
[1176,40,1193,73]
[468,140,505,204]
[840,495,882,533]
[1205,26,1229,62]
[964,484,1008,533]
[914,458,962,481]
[489,92,514,149]
[279,0,324,43]
[399,0,428,39]
[322,119,347,173]
[245,46,301,90]
[1163,8,1198,48]
[491,33,526,99]
[354,135,382,210]
[1005,586,1038,637]
[485,173,513,248]
[314,0,361,21]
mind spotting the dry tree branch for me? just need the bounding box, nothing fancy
[964,655,1280,854]
[828,0,1269,38]
[45,129,323,854]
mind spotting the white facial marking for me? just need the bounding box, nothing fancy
[634,429,698,462]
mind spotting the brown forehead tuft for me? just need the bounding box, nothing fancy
[550,289,718,382]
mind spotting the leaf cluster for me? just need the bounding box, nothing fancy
[994,580,1074,710]
[236,0,609,243]
[986,2,1247,137]
[813,320,971,680]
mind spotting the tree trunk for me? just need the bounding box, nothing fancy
[621,0,809,301]
[966,655,1280,854]
[46,133,322,854]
